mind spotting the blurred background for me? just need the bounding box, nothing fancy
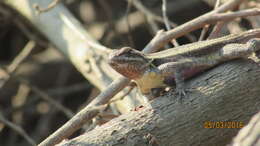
[0,0,258,145]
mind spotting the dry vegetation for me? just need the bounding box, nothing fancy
[0,0,259,146]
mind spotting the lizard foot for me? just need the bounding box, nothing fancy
[174,87,194,102]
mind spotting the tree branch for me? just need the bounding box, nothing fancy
[144,0,245,52]
[57,60,260,146]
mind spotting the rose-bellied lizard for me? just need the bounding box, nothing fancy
[108,29,260,99]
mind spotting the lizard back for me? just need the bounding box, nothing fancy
[146,29,260,59]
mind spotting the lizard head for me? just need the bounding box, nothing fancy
[108,47,152,79]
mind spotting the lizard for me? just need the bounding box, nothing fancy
[108,29,260,99]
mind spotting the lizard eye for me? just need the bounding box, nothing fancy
[109,47,148,64]
[118,47,143,57]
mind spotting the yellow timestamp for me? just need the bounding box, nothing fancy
[204,121,244,128]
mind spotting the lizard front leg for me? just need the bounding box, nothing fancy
[158,59,211,100]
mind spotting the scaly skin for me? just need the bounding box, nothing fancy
[108,30,260,98]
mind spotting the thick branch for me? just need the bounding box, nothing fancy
[58,60,260,146]
[3,0,113,90]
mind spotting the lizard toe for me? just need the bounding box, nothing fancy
[174,87,194,102]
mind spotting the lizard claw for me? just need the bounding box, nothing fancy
[174,87,194,102]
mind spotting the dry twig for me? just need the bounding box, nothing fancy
[38,104,108,146]
[144,0,246,51]
[0,112,37,146]
[125,0,135,48]
[161,0,179,46]
[4,0,257,145]
[39,1,253,145]
[17,78,75,118]
[34,0,61,14]
[199,0,221,41]
[0,41,35,89]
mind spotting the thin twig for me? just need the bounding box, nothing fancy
[126,0,135,48]
[161,0,171,31]
[211,8,260,21]
[0,41,35,89]
[207,21,226,39]
[38,104,108,146]
[146,16,171,49]
[38,0,247,145]
[132,0,196,42]
[97,0,126,44]
[0,39,71,121]
[199,25,209,41]
[0,67,74,119]
[207,0,227,39]
[145,11,171,49]
[46,82,90,96]
[34,0,61,14]
[0,112,37,146]
[161,0,179,46]
[144,0,247,51]
[208,8,260,38]
[4,82,89,118]
[17,77,74,118]
[199,0,221,41]
[7,41,35,73]
[132,0,177,27]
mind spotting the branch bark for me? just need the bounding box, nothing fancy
[57,60,260,146]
